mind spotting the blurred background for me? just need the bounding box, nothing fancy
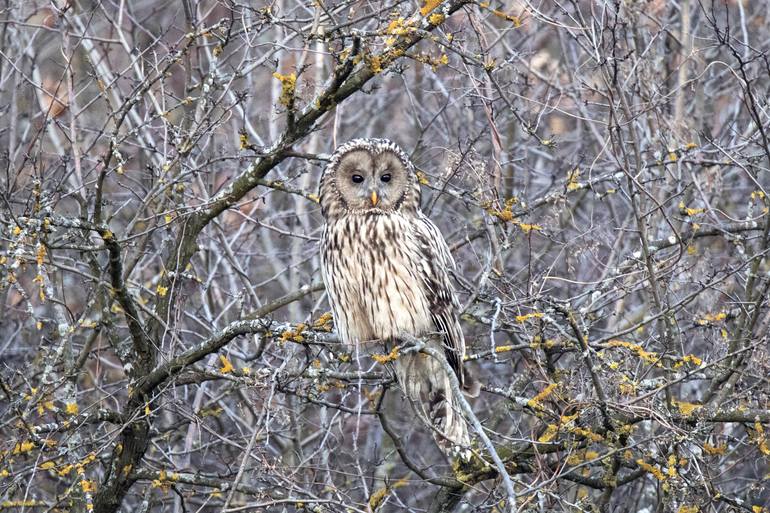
[1,0,769,511]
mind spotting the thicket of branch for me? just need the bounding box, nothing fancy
[1,1,769,512]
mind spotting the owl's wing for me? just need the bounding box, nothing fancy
[413,213,467,387]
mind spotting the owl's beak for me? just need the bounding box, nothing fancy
[370,190,379,207]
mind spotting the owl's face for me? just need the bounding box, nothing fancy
[332,147,410,212]
[319,139,421,219]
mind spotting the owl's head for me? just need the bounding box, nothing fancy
[319,139,420,218]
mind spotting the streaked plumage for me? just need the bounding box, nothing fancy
[318,138,476,456]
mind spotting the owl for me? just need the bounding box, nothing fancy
[318,138,478,457]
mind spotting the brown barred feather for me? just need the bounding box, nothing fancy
[319,139,476,459]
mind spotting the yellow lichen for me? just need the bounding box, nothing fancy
[679,201,704,216]
[312,312,334,332]
[527,383,557,409]
[369,486,389,510]
[753,421,770,456]
[272,72,297,107]
[65,402,79,415]
[666,454,678,478]
[636,459,666,481]
[386,18,409,36]
[682,354,703,366]
[515,312,543,323]
[618,376,637,395]
[1,500,44,508]
[678,506,699,513]
[485,197,519,223]
[572,427,603,442]
[703,442,725,455]
[367,54,383,73]
[280,324,306,343]
[606,340,660,366]
[12,441,34,454]
[538,424,559,443]
[517,222,542,233]
[672,400,701,417]
[36,244,46,266]
[57,464,74,476]
[428,13,445,25]
[566,168,581,191]
[420,0,442,16]
[218,355,234,374]
[152,470,172,493]
[696,311,726,326]
[490,8,521,26]
[489,208,513,222]
[566,453,583,465]
[372,346,399,364]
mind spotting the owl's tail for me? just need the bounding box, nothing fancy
[394,351,472,460]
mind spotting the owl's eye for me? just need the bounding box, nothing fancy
[380,173,391,183]
[351,174,364,183]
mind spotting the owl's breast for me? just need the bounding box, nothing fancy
[321,213,434,346]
